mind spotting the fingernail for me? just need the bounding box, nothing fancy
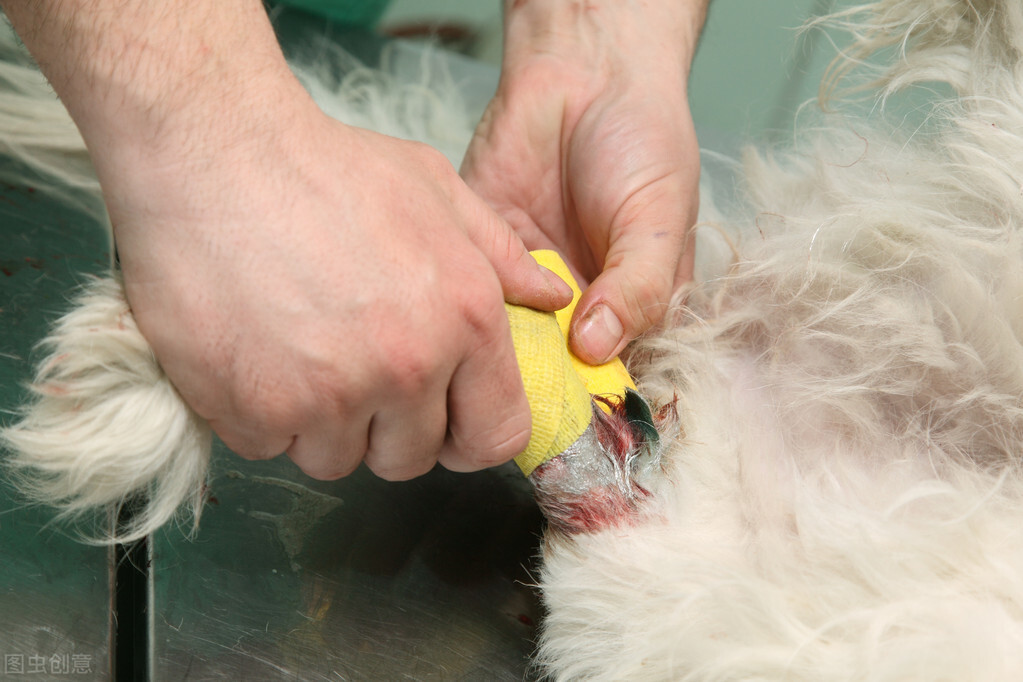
[540,265,573,305]
[573,304,624,364]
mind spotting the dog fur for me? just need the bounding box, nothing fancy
[5,0,1023,678]
[535,1,1023,678]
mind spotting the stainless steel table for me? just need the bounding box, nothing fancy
[1,9,544,679]
[1,168,112,680]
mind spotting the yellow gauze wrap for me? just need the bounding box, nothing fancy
[507,250,636,476]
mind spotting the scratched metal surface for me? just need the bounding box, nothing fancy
[0,10,547,679]
[151,10,545,681]
[0,166,112,679]
[153,454,545,681]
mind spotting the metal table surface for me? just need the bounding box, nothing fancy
[153,456,543,681]
[1,166,112,680]
[1,10,545,680]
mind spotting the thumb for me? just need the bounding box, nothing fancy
[569,197,696,365]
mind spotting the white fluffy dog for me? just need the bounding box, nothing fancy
[6,0,1023,679]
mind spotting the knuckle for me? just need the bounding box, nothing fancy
[366,456,436,482]
[293,452,361,481]
[239,390,299,434]
[380,339,444,397]
[457,282,506,342]
[217,434,277,462]
[223,357,302,428]
[453,409,531,470]
[616,268,673,331]
[211,420,285,461]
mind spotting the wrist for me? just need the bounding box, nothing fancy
[502,0,707,77]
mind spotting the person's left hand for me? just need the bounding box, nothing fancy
[461,0,706,365]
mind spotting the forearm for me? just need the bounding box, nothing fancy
[0,1,310,185]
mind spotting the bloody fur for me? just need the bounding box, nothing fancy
[529,390,675,535]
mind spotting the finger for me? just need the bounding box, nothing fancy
[438,298,532,473]
[569,179,697,364]
[463,197,573,312]
[209,417,291,462]
[362,383,449,481]
[286,420,368,481]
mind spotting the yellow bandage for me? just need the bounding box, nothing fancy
[533,250,637,403]
[508,250,636,476]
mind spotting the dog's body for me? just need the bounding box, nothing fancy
[5,1,1023,679]
[536,2,1023,678]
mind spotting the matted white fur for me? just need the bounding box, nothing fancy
[0,22,106,229]
[536,0,1023,679]
[4,0,1023,678]
[3,276,211,543]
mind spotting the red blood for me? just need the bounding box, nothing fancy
[532,392,668,534]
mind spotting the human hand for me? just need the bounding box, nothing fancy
[112,101,576,480]
[4,0,572,481]
[461,0,707,365]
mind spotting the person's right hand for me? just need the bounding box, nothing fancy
[1,0,572,481]
[112,100,572,481]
